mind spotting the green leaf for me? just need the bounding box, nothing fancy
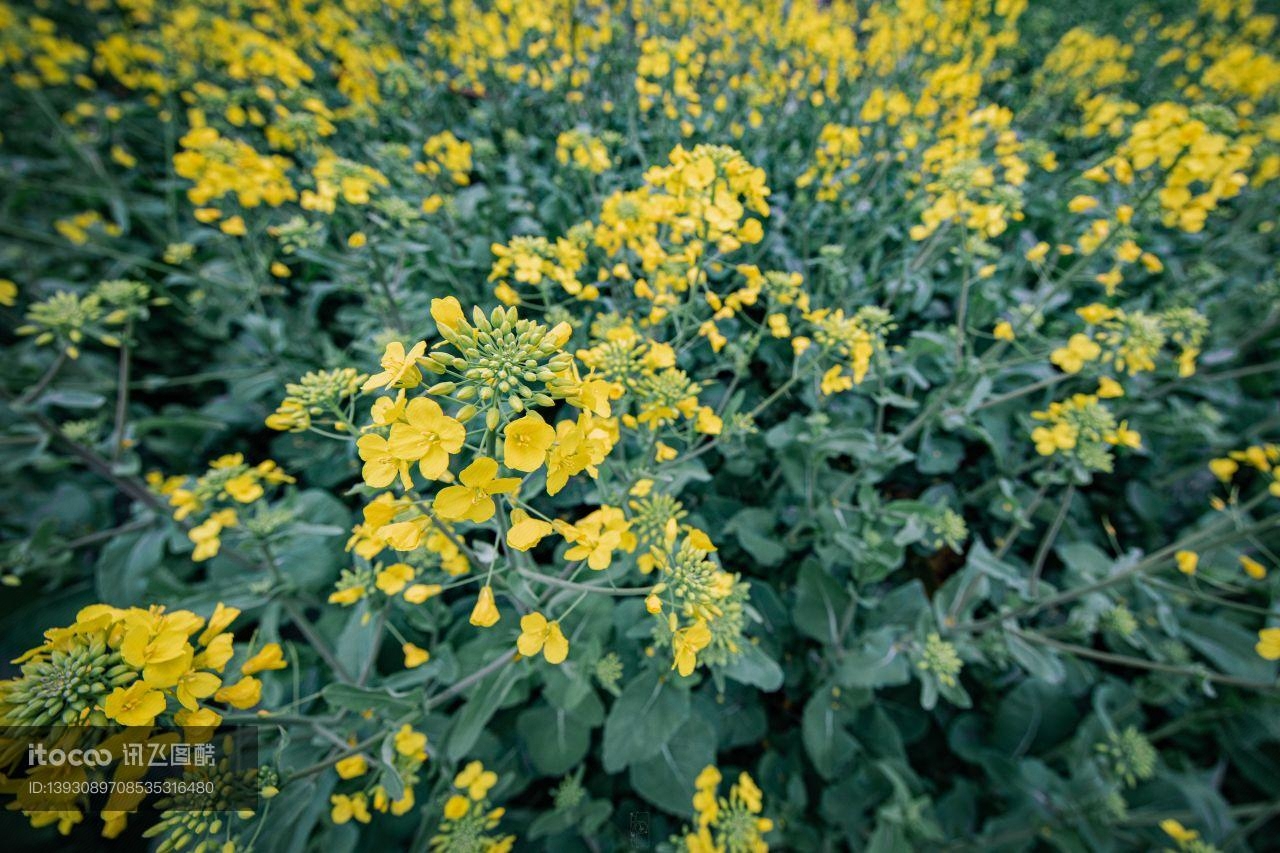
[95,528,166,605]
[601,670,690,773]
[629,716,716,817]
[725,508,786,566]
[1179,613,1273,681]
[917,430,963,474]
[322,684,418,719]
[836,627,911,689]
[518,694,601,776]
[792,562,851,646]
[1005,633,1066,685]
[447,664,524,761]
[1055,541,1112,582]
[991,679,1079,755]
[721,641,784,691]
[802,686,859,779]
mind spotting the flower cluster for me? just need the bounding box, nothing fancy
[675,765,773,853]
[329,723,429,825]
[1208,442,1280,498]
[174,123,296,210]
[150,454,295,562]
[0,603,278,731]
[556,128,613,174]
[1030,394,1140,472]
[811,306,896,392]
[16,279,164,358]
[265,367,366,433]
[1097,102,1252,234]
[428,762,514,853]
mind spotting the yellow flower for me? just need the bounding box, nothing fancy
[403,583,443,604]
[655,441,678,462]
[394,724,427,761]
[1032,423,1077,456]
[1208,457,1238,482]
[220,215,247,236]
[516,611,569,664]
[175,670,221,710]
[694,406,722,435]
[431,296,467,333]
[174,706,221,729]
[993,321,1015,341]
[820,364,853,395]
[1077,304,1115,325]
[195,633,234,672]
[241,642,287,675]
[1068,195,1098,213]
[1160,820,1198,844]
[1175,551,1198,575]
[503,412,557,472]
[348,231,367,248]
[570,378,622,418]
[1024,242,1050,262]
[557,506,635,570]
[672,619,712,677]
[329,585,366,606]
[443,794,470,820]
[224,473,263,503]
[214,676,262,709]
[330,793,371,825]
[454,761,497,800]
[433,457,521,523]
[1178,347,1199,377]
[1096,376,1124,398]
[362,341,427,392]
[1256,628,1280,660]
[507,508,553,551]
[376,562,415,595]
[335,754,368,779]
[387,397,466,479]
[356,433,408,490]
[403,642,430,668]
[1240,555,1267,580]
[389,787,415,816]
[1050,333,1101,374]
[0,279,18,306]
[102,682,166,726]
[470,585,500,627]
[1104,420,1141,449]
[120,626,192,688]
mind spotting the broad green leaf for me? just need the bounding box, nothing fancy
[793,562,851,645]
[601,670,690,773]
[802,686,859,779]
[322,684,418,719]
[629,716,716,817]
[447,664,524,761]
[722,641,784,691]
[836,627,911,689]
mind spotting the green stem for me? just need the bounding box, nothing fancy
[1010,628,1279,692]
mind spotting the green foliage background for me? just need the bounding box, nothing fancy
[1,0,1279,851]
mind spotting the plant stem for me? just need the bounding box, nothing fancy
[1010,628,1279,692]
[1028,484,1074,597]
[516,566,651,596]
[112,328,132,463]
[423,650,515,711]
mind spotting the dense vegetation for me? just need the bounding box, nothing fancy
[1,0,1278,850]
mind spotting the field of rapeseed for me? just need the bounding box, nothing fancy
[1,0,1279,850]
